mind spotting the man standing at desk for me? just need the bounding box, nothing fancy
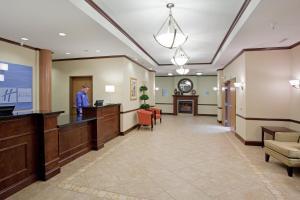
[76,85,90,115]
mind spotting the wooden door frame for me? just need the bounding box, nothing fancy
[222,78,236,131]
[69,76,93,115]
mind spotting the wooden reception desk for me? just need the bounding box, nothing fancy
[0,104,120,199]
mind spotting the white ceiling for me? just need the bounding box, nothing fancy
[0,0,300,75]
[0,0,147,66]
[92,0,245,64]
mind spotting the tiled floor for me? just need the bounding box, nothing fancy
[8,115,300,200]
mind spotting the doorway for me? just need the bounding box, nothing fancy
[70,76,93,115]
[222,79,236,131]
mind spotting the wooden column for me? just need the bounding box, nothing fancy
[39,49,52,111]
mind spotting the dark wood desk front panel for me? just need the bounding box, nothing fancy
[59,122,93,166]
[0,116,38,199]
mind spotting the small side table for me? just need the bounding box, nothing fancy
[261,126,294,147]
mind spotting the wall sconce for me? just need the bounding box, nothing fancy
[234,82,244,90]
[105,85,115,93]
[213,87,218,91]
[289,80,300,89]
[0,63,8,71]
[105,85,115,103]
[155,87,160,91]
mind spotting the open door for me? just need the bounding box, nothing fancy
[70,76,93,115]
[222,79,236,131]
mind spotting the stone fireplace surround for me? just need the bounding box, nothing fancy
[173,95,198,116]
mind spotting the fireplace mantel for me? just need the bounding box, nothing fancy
[173,95,198,116]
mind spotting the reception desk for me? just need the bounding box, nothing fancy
[0,111,63,199]
[0,104,120,199]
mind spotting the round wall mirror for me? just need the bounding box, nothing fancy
[178,78,193,93]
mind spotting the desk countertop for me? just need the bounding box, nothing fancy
[57,114,96,128]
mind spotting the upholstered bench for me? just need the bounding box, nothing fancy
[264,132,300,177]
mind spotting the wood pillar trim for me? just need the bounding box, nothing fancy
[39,49,52,111]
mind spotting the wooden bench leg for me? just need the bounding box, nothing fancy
[287,167,294,177]
[265,154,270,162]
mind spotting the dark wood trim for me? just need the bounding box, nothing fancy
[155,102,173,105]
[198,104,217,106]
[120,108,140,114]
[234,132,262,146]
[0,37,40,51]
[210,0,251,64]
[84,0,251,66]
[218,40,300,71]
[53,55,124,62]
[236,114,300,124]
[217,107,223,109]
[197,114,217,117]
[84,0,159,65]
[53,55,155,73]
[245,141,262,146]
[161,113,175,115]
[120,124,139,136]
[234,131,245,144]
[124,55,155,72]
[217,120,222,124]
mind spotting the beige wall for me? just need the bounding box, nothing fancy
[155,76,217,115]
[52,57,155,132]
[289,45,300,130]
[0,41,39,110]
[222,53,247,139]
[219,45,300,142]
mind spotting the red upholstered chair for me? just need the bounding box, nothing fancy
[137,109,153,130]
[149,107,162,125]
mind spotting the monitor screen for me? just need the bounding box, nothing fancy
[94,100,104,107]
[0,105,15,115]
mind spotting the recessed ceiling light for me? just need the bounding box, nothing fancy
[21,37,29,41]
[59,32,67,36]
[65,52,71,55]
[168,73,173,76]
[196,72,203,76]
[96,50,100,53]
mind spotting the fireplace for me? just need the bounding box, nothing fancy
[178,100,193,114]
[173,95,198,116]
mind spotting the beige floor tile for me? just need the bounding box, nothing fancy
[8,115,300,200]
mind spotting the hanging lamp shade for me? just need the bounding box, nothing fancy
[154,3,188,49]
[171,46,189,66]
[176,66,189,75]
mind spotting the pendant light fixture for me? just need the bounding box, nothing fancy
[176,66,189,75]
[154,3,188,49]
[171,46,189,66]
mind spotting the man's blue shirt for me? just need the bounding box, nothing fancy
[76,91,89,113]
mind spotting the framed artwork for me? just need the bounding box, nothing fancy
[130,78,137,100]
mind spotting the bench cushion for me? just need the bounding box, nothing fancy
[265,140,300,159]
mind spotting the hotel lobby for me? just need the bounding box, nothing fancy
[0,0,300,199]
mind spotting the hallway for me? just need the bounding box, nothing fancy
[9,116,300,200]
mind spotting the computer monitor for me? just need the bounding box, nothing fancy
[0,105,15,115]
[94,100,104,107]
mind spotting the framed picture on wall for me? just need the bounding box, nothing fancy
[130,77,137,100]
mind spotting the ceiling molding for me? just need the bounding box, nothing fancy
[52,55,155,72]
[218,40,300,71]
[0,37,40,51]
[84,0,252,66]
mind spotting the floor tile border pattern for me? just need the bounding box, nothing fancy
[225,133,284,200]
[57,135,149,200]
